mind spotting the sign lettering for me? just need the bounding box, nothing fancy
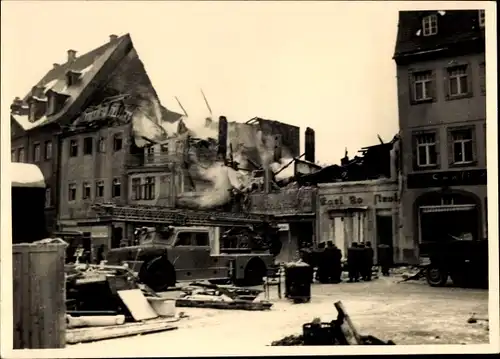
[374,193,399,205]
[408,169,487,189]
[79,98,133,125]
[319,195,363,207]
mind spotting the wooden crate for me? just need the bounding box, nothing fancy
[13,243,66,349]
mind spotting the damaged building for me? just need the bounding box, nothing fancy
[311,136,403,264]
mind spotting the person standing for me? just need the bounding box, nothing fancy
[363,241,374,281]
[378,243,391,276]
[330,242,342,283]
[347,242,359,282]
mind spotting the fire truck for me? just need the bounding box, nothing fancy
[94,203,280,292]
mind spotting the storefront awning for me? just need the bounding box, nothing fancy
[420,204,476,214]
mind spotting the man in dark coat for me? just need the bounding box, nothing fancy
[347,242,359,282]
[378,243,391,276]
[362,241,374,281]
[328,242,342,283]
[316,242,329,283]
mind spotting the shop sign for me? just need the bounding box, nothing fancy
[407,169,487,189]
[374,193,399,205]
[319,195,363,207]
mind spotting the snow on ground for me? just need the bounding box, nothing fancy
[67,277,489,354]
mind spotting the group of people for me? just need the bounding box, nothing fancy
[300,240,393,283]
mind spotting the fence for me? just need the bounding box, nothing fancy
[13,243,66,349]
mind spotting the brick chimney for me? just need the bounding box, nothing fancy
[304,127,315,163]
[10,97,23,113]
[53,63,60,69]
[109,34,118,42]
[67,49,77,62]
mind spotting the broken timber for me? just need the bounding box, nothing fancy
[66,317,179,344]
[175,298,272,311]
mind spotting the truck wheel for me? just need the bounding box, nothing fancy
[426,265,448,287]
[242,259,267,286]
[140,257,176,293]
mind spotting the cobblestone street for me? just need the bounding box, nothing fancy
[68,277,489,353]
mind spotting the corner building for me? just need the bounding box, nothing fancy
[393,10,487,264]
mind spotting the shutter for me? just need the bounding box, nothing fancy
[434,129,441,168]
[471,125,477,162]
[411,133,418,171]
[443,67,450,101]
[430,70,437,102]
[466,62,473,96]
[447,127,454,165]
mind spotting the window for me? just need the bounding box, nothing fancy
[83,137,93,155]
[422,14,438,36]
[144,176,155,200]
[416,133,437,167]
[33,143,41,162]
[479,62,486,94]
[96,180,104,198]
[161,144,169,154]
[131,178,142,200]
[47,93,56,115]
[69,139,78,157]
[112,178,121,198]
[45,188,52,208]
[447,65,469,97]
[18,147,25,162]
[176,232,192,246]
[11,150,16,162]
[451,128,474,164]
[412,71,433,102]
[98,137,106,153]
[194,232,209,246]
[479,10,485,28]
[82,182,91,199]
[113,133,123,152]
[68,183,77,201]
[44,140,52,160]
[146,146,155,162]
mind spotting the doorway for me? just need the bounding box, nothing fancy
[376,215,393,265]
[111,226,123,249]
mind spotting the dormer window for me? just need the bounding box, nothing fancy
[66,70,81,86]
[479,10,485,28]
[422,14,438,36]
[29,103,36,123]
[47,92,57,115]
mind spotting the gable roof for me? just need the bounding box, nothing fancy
[393,10,485,63]
[11,34,131,132]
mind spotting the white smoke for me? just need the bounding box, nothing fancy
[271,157,295,181]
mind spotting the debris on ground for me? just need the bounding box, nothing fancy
[271,300,395,346]
[398,268,426,283]
[175,281,273,311]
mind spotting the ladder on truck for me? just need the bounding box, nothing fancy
[92,203,274,227]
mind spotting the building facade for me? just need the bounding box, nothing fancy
[394,10,487,264]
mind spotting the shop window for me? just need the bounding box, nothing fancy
[131,178,142,200]
[83,137,93,155]
[96,180,104,198]
[44,140,52,160]
[112,178,121,198]
[450,128,475,164]
[82,182,91,199]
[68,183,77,201]
[415,132,438,167]
[144,176,155,200]
[69,139,78,157]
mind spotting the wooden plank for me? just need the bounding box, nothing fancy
[29,251,41,349]
[21,245,31,348]
[12,252,22,349]
[66,324,178,344]
[334,301,363,345]
[117,289,158,321]
[175,298,273,311]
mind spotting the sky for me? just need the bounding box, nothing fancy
[0,1,485,165]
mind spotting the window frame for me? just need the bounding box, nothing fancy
[82,182,92,200]
[11,149,16,162]
[410,70,435,104]
[448,126,477,167]
[478,10,485,28]
[112,178,121,198]
[113,133,123,152]
[131,177,142,200]
[413,130,439,170]
[18,147,25,162]
[33,142,41,162]
[98,137,107,153]
[68,183,77,202]
[83,136,93,155]
[69,139,79,157]
[44,140,53,160]
[174,232,193,246]
[96,180,105,198]
[144,176,156,200]
[193,232,210,247]
[445,64,473,100]
[422,14,438,36]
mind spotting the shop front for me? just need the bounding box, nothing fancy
[401,169,488,264]
[316,179,400,263]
